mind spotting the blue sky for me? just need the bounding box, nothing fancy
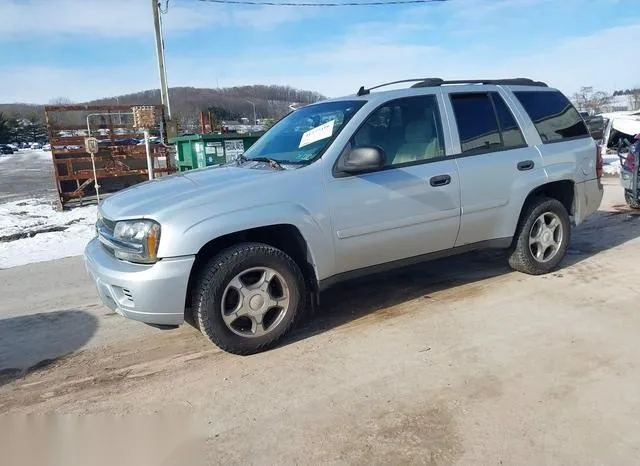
[1,0,639,103]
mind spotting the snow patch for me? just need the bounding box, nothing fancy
[0,199,97,269]
[603,160,621,176]
[602,153,622,176]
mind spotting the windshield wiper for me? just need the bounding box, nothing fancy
[237,154,285,170]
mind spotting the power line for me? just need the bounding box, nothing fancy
[197,0,447,7]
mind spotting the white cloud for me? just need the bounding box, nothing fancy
[0,63,159,103]
[0,0,638,103]
[2,21,639,103]
[0,0,307,38]
[186,21,640,98]
[0,0,217,38]
[231,5,314,30]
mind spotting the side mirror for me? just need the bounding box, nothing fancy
[339,146,385,174]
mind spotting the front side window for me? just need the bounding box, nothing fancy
[242,100,365,164]
[351,95,445,167]
[513,90,589,143]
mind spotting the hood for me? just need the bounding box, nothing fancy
[99,165,277,220]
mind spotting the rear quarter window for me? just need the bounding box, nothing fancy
[513,90,589,144]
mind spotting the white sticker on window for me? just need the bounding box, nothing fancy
[299,120,335,148]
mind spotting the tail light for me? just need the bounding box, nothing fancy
[596,143,603,179]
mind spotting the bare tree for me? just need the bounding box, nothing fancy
[48,97,74,105]
[46,97,76,127]
[572,87,611,115]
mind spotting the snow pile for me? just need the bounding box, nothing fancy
[0,199,97,269]
[602,153,622,176]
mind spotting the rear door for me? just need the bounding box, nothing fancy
[445,90,547,246]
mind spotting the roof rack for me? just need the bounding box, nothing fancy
[356,78,547,96]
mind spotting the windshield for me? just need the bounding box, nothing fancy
[242,100,365,164]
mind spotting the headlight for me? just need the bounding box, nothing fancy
[112,219,161,264]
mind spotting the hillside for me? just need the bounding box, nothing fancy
[0,85,325,130]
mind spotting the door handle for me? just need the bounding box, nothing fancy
[517,160,535,171]
[430,174,451,187]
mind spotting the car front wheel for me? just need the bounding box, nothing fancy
[193,243,306,355]
[508,197,571,275]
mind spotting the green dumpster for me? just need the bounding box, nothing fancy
[169,133,264,172]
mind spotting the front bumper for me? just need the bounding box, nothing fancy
[83,238,195,326]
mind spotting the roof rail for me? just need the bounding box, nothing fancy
[357,77,547,95]
[411,78,548,88]
[357,78,432,96]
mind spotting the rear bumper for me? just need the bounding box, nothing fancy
[574,178,604,225]
[83,238,195,326]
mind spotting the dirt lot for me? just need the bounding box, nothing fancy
[1,179,639,465]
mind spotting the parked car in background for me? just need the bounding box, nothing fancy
[136,137,162,146]
[579,111,605,140]
[616,133,640,209]
[30,142,42,150]
[600,112,640,156]
[0,144,15,154]
[586,115,605,140]
[114,138,140,146]
[42,143,51,151]
[85,77,604,355]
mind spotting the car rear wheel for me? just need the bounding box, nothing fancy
[624,190,640,209]
[193,243,306,355]
[508,197,571,275]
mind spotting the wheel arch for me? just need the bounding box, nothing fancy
[185,223,319,311]
[511,179,575,244]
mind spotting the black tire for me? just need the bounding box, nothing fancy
[625,190,640,209]
[193,243,306,355]
[508,197,571,275]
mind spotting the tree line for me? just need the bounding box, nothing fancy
[0,84,325,141]
[613,88,640,97]
[0,113,47,145]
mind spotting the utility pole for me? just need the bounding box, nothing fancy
[246,100,256,126]
[152,0,171,120]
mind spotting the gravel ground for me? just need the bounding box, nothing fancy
[1,179,640,466]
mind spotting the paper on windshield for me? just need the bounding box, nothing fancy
[299,120,335,148]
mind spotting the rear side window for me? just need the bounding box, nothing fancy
[513,90,589,143]
[451,93,501,154]
[492,93,526,148]
[450,92,526,154]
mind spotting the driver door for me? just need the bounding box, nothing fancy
[326,94,461,274]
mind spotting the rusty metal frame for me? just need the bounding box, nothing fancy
[44,104,175,209]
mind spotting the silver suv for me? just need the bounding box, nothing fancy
[84,78,604,354]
